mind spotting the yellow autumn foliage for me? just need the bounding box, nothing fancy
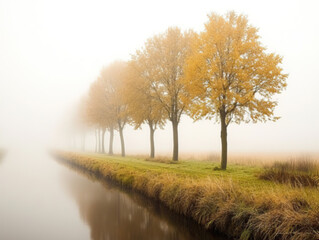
[184,11,287,124]
[183,12,288,169]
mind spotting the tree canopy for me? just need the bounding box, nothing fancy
[99,61,129,157]
[184,12,287,169]
[132,27,193,160]
[124,57,167,158]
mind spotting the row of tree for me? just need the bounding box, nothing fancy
[77,12,287,169]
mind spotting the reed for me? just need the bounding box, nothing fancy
[259,157,319,187]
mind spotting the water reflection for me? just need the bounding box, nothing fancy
[61,163,223,240]
[0,150,90,240]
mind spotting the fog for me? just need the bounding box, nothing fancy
[0,0,318,155]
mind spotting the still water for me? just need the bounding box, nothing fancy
[0,149,222,240]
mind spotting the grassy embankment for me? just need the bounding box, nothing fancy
[55,152,319,240]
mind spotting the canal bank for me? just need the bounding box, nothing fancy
[54,151,319,240]
[59,157,224,240]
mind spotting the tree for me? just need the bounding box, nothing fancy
[65,100,89,151]
[95,69,117,156]
[86,80,110,153]
[134,27,193,161]
[99,61,128,157]
[184,12,288,169]
[77,97,90,151]
[124,57,166,158]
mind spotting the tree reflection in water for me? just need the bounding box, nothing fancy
[61,164,224,240]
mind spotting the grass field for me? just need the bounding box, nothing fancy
[55,151,319,240]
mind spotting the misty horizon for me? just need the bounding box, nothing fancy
[0,0,318,156]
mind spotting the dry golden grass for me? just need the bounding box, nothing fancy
[54,151,319,240]
[259,157,319,187]
[178,152,319,167]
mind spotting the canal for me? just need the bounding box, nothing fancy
[0,149,223,240]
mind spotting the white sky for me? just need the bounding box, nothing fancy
[0,0,318,154]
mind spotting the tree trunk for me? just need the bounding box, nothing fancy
[172,120,179,161]
[98,128,101,153]
[73,136,76,150]
[109,126,114,155]
[81,132,85,152]
[149,123,155,158]
[95,129,97,153]
[119,126,125,157]
[101,128,106,153]
[220,111,228,170]
[118,120,125,157]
